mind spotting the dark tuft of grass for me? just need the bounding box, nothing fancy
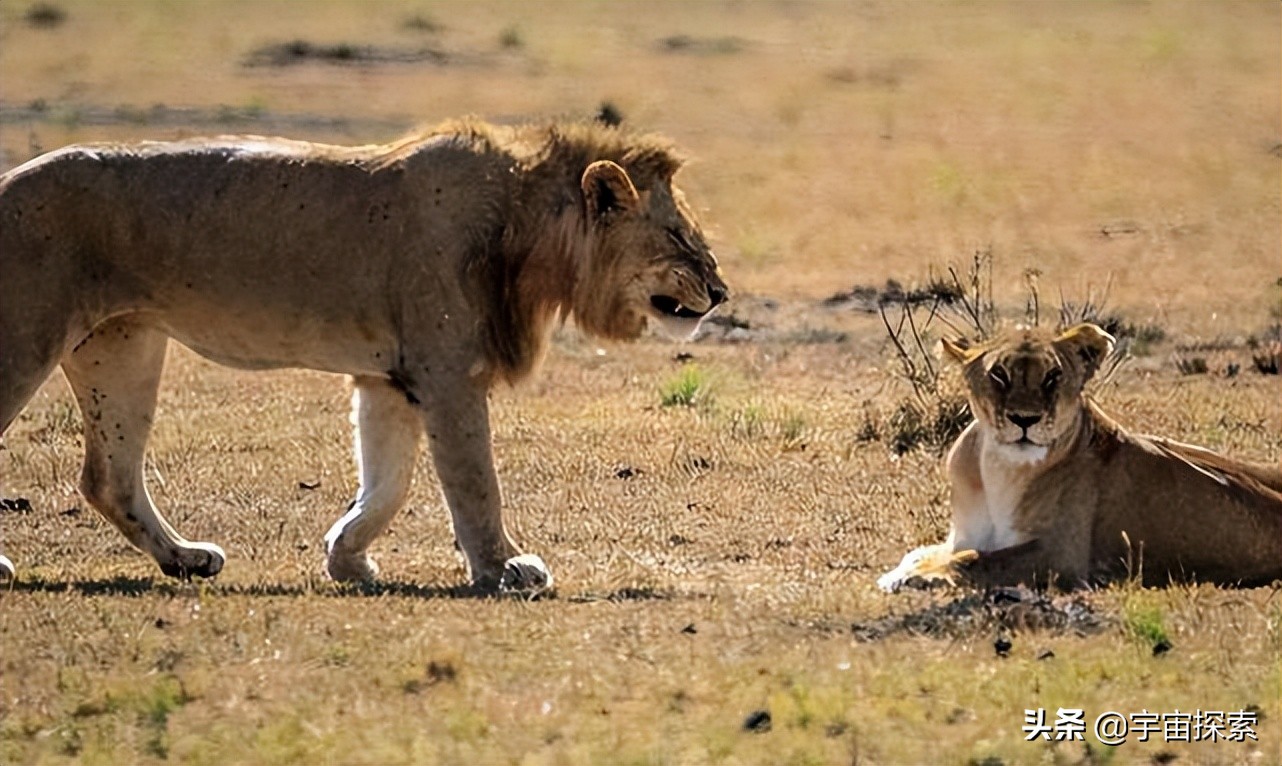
[402,13,441,33]
[25,2,66,27]
[1174,354,1208,376]
[499,25,524,50]
[659,34,745,55]
[245,40,448,67]
[596,101,624,127]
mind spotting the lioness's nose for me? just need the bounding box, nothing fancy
[1007,413,1041,430]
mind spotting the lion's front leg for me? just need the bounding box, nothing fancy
[420,378,551,595]
[325,378,422,582]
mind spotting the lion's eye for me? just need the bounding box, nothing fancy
[988,365,1010,391]
[1042,368,1062,392]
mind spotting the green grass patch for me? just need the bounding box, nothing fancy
[659,364,714,408]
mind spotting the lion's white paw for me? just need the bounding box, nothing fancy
[326,550,380,582]
[0,554,14,580]
[499,553,553,596]
[158,542,226,580]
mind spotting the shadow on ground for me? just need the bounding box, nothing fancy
[852,586,1110,642]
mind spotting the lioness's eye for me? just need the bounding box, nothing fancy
[1042,368,1062,392]
[988,365,1010,391]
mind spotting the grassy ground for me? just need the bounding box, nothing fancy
[1,1,1279,764]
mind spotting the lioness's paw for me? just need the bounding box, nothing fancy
[876,569,906,593]
[878,546,935,593]
[0,554,14,580]
[326,551,380,582]
[158,542,226,580]
[499,553,553,596]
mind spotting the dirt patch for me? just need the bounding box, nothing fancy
[244,40,459,67]
[851,586,1110,641]
[822,279,963,313]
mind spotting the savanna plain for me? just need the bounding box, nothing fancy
[1,2,1279,764]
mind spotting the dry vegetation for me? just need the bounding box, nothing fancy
[1,1,1279,764]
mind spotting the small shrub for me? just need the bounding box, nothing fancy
[887,396,970,455]
[499,25,524,50]
[780,411,807,447]
[1122,597,1172,655]
[659,365,712,408]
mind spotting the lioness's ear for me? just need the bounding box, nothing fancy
[1054,323,1115,380]
[582,160,640,222]
[939,336,980,365]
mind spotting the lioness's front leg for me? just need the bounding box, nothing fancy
[420,377,551,594]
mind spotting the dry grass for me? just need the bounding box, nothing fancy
[2,1,1280,764]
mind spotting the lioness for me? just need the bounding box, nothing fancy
[0,120,728,591]
[879,323,1282,591]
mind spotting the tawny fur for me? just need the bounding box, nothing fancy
[880,324,1282,591]
[0,119,727,588]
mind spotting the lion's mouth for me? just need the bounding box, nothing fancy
[650,295,709,320]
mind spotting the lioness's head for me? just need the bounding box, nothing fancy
[574,158,728,341]
[943,324,1115,460]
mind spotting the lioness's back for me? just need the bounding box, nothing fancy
[1089,423,1282,587]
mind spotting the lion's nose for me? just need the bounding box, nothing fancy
[1007,413,1042,430]
[707,284,727,307]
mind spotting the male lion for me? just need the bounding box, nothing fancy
[879,323,1282,591]
[0,120,728,591]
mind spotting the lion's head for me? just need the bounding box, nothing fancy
[573,158,728,341]
[943,324,1115,460]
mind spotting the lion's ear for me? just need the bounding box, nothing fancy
[582,160,640,222]
[1054,323,1115,380]
[939,336,979,365]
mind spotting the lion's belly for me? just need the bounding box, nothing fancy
[155,312,396,376]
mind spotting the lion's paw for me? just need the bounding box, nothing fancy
[158,542,226,580]
[499,553,553,596]
[326,550,380,582]
[0,554,14,580]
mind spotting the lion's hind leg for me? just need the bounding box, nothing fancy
[324,377,422,582]
[61,318,225,579]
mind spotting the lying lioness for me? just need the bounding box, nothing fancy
[0,120,728,591]
[879,323,1282,591]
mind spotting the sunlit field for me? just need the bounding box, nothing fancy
[1,2,1279,763]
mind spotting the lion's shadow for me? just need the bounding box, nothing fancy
[3,576,694,602]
